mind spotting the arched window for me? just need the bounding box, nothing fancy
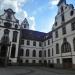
[26,49,29,57]
[32,50,36,57]
[61,38,71,53]
[19,49,24,56]
[11,44,16,58]
[73,38,75,51]
[39,50,42,57]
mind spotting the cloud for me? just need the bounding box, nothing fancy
[50,0,59,5]
[28,16,36,30]
[0,0,36,30]
[48,0,59,9]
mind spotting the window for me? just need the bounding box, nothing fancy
[73,38,75,51]
[15,24,18,29]
[52,48,53,56]
[32,60,36,63]
[4,29,10,35]
[57,59,60,64]
[61,38,71,53]
[39,50,42,57]
[48,40,50,45]
[61,6,64,12]
[32,50,36,57]
[70,10,74,16]
[12,31,18,42]
[55,22,57,26]
[44,50,46,57]
[71,22,75,31]
[39,42,42,47]
[19,49,24,56]
[56,43,59,54]
[48,60,51,64]
[61,14,65,22]
[27,40,30,45]
[4,22,12,28]
[21,40,24,45]
[33,41,36,46]
[26,49,29,57]
[25,60,29,63]
[55,30,58,38]
[48,49,50,57]
[39,60,42,64]
[11,44,16,58]
[62,26,66,35]
[44,42,46,46]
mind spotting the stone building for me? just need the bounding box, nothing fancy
[0,0,75,68]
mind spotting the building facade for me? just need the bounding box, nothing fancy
[0,0,75,68]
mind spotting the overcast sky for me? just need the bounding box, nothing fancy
[0,0,75,33]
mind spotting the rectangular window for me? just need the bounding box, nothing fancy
[52,48,53,56]
[21,40,24,45]
[57,59,60,64]
[48,49,50,57]
[71,22,75,31]
[39,42,42,47]
[44,42,46,46]
[33,41,36,46]
[56,43,59,54]
[12,31,18,42]
[44,50,46,57]
[61,14,65,22]
[27,40,30,45]
[62,26,66,35]
[55,31,58,38]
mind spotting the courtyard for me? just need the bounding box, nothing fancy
[0,66,75,75]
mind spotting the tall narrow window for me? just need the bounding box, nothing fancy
[32,50,36,57]
[70,10,74,16]
[62,26,66,35]
[55,30,58,38]
[73,38,75,51]
[27,40,30,45]
[33,41,36,46]
[11,44,16,58]
[39,42,42,47]
[61,6,64,12]
[26,49,29,57]
[56,43,59,54]
[52,48,53,56]
[48,49,50,57]
[12,31,18,42]
[61,14,65,22]
[48,40,50,45]
[44,50,46,57]
[39,50,42,57]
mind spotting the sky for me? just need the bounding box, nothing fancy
[0,0,75,33]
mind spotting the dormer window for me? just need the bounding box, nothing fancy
[15,24,18,29]
[70,10,74,16]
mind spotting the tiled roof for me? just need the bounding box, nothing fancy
[21,29,52,41]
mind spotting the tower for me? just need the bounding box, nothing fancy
[21,18,29,29]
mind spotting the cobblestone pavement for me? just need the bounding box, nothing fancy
[0,66,75,75]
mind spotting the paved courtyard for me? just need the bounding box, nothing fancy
[0,66,75,75]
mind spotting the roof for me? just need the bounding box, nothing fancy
[21,29,52,41]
